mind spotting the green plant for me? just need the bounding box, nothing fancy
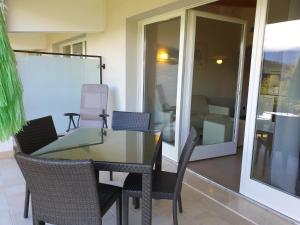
[0,9,26,141]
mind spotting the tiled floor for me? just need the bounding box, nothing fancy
[0,155,297,225]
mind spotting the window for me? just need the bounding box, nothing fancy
[61,40,87,55]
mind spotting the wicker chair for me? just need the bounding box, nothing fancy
[15,153,122,225]
[122,127,199,225]
[107,111,151,181]
[14,116,58,218]
[111,111,151,132]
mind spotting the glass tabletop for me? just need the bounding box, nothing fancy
[32,128,161,165]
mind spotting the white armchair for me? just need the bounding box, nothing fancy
[190,95,230,133]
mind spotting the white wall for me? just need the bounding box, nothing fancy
[8,33,48,50]
[7,0,106,32]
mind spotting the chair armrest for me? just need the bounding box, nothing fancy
[64,113,80,132]
[99,113,109,128]
[99,113,109,118]
[64,113,80,117]
[208,105,230,116]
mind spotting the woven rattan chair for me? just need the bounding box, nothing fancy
[122,127,199,225]
[14,116,58,218]
[15,153,122,225]
[111,111,150,132]
[107,111,151,181]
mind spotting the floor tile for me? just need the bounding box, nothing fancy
[0,156,297,225]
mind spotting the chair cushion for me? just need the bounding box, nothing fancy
[98,183,121,214]
[123,171,177,199]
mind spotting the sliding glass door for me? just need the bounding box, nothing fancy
[182,10,246,161]
[240,0,300,221]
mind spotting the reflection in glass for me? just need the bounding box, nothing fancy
[190,17,242,145]
[32,128,161,165]
[251,0,300,198]
[144,18,180,145]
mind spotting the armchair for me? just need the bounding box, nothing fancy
[190,95,230,133]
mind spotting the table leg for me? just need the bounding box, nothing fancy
[142,173,152,225]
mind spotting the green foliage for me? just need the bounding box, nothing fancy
[0,10,26,141]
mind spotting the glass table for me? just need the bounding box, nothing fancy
[32,128,162,225]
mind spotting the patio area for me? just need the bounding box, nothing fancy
[0,153,295,225]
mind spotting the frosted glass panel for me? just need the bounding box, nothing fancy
[16,55,100,134]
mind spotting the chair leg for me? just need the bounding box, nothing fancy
[133,197,140,209]
[122,192,129,225]
[110,171,113,181]
[116,196,122,225]
[172,200,178,225]
[178,194,183,213]
[66,118,72,132]
[95,169,100,182]
[24,185,30,218]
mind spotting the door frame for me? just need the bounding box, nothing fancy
[137,9,187,162]
[182,10,247,161]
[240,0,300,221]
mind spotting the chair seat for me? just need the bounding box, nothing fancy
[98,183,121,214]
[123,171,177,199]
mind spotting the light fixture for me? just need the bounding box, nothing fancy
[157,48,169,62]
[216,59,223,65]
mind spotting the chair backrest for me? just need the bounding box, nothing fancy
[80,84,108,127]
[15,153,102,225]
[175,127,199,195]
[111,111,151,131]
[14,116,58,154]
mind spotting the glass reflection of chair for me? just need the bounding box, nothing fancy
[255,95,275,176]
[156,84,176,143]
[255,131,273,177]
[64,84,109,132]
[109,111,151,181]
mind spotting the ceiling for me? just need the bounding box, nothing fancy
[212,0,257,8]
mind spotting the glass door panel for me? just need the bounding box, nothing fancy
[186,11,246,161]
[251,0,300,198]
[144,18,181,146]
[191,16,242,145]
[241,0,300,221]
